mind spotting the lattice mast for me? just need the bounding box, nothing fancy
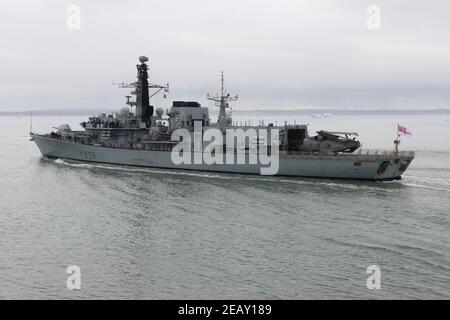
[207,71,238,126]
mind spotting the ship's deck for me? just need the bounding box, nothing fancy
[32,133,414,162]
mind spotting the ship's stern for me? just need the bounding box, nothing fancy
[371,154,414,181]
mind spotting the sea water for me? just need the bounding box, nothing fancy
[0,113,449,299]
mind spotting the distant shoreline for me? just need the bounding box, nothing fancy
[1,108,449,117]
[236,108,450,116]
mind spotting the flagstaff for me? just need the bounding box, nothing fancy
[395,124,412,154]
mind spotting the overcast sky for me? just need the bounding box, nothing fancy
[1,0,449,111]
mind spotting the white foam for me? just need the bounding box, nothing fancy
[402,182,449,192]
[51,158,449,192]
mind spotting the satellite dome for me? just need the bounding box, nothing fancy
[139,56,149,63]
[57,124,71,134]
[155,107,164,117]
[120,106,130,116]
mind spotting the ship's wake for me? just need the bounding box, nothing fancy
[43,157,450,193]
[402,175,450,192]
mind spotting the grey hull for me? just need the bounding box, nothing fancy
[31,134,414,181]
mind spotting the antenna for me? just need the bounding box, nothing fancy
[221,70,224,97]
[125,95,135,108]
[206,71,238,127]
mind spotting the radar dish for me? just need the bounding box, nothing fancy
[120,106,130,116]
[139,56,149,63]
[155,108,164,117]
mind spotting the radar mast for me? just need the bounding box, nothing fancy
[113,56,169,126]
[206,71,238,126]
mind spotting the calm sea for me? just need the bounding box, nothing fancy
[0,113,449,299]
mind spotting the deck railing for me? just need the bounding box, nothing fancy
[281,149,415,161]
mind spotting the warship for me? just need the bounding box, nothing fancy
[31,56,414,180]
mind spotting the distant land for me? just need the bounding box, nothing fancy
[1,108,449,117]
[236,108,450,116]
